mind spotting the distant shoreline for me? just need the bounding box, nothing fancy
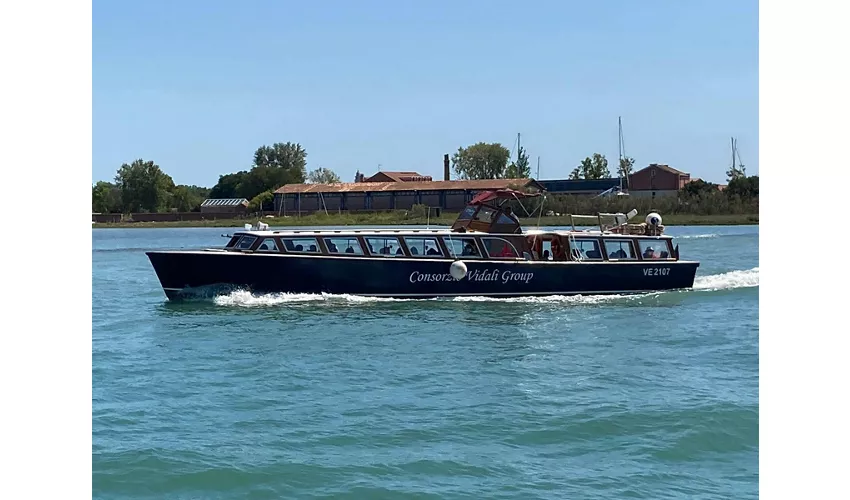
[92,213,759,229]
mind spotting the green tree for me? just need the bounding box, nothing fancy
[308,167,342,184]
[569,153,611,180]
[171,185,208,212]
[253,142,307,180]
[237,166,287,200]
[248,190,275,211]
[505,146,531,178]
[452,142,512,180]
[726,163,747,182]
[726,175,758,199]
[618,156,635,178]
[92,181,122,213]
[209,172,248,199]
[209,142,308,201]
[681,179,720,198]
[114,159,175,212]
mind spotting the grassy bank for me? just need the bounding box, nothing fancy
[93,212,759,229]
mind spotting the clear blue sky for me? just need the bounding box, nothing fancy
[93,0,758,187]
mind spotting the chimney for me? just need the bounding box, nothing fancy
[443,154,450,181]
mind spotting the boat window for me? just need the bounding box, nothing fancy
[568,238,603,261]
[235,236,257,250]
[282,237,321,253]
[496,212,516,225]
[225,236,240,248]
[481,237,520,259]
[365,236,404,257]
[257,238,279,252]
[443,237,482,258]
[603,239,636,260]
[404,237,443,257]
[324,237,364,255]
[457,206,477,220]
[638,239,672,260]
[473,206,496,223]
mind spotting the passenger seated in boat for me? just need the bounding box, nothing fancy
[328,242,338,252]
[426,246,439,255]
[410,247,419,255]
[345,246,355,254]
[295,244,304,251]
[643,246,657,259]
[543,250,551,260]
[550,240,566,261]
[609,249,627,259]
[309,244,317,252]
[462,243,478,256]
[499,244,516,257]
[396,247,404,255]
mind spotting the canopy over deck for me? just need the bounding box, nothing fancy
[468,188,541,206]
[452,189,540,234]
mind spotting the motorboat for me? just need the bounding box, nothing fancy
[146,189,699,300]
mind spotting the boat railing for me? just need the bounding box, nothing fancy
[565,212,629,232]
[563,209,667,236]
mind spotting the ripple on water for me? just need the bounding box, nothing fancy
[93,225,759,499]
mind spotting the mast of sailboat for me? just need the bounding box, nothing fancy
[731,137,736,171]
[618,116,628,191]
[517,132,521,165]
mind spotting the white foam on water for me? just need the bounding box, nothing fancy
[213,290,416,307]
[212,290,658,307]
[210,268,758,307]
[675,233,719,239]
[693,267,759,291]
[449,293,658,305]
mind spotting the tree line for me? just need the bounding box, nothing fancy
[92,142,343,213]
[450,142,637,181]
[94,138,757,214]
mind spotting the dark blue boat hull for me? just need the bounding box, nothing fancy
[146,250,700,300]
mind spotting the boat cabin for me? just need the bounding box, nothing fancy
[220,188,680,263]
[220,228,679,263]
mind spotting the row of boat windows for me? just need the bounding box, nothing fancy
[562,238,670,261]
[230,234,520,259]
[229,234,673,261]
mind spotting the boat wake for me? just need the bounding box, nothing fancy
[693,267,759,291]
[209,267,758,307]
[213,290,411,307]
[675,233,719,239]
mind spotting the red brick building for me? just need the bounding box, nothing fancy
[628,164,691,197]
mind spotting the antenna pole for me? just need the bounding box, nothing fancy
[618,116,628,190]
[618,117,623,190]
[731,137,736,170]
[517,132,521,164]
[536,156,540,179]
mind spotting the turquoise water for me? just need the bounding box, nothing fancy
[92,225,759,499]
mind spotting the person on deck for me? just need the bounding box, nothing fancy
[499,243,516,257]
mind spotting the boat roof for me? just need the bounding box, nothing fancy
[468,188,541,205]
[227,227,674,239]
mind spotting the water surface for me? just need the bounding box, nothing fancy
[93,224,759,499]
